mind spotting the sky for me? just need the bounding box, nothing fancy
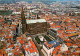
[56,0,80,1]
[1,0,80,1]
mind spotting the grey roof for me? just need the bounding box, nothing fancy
[26,19,46,24]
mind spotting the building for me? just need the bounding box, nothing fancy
[60,44,68,52]
[0,6,5,10]
[12,12,21,15]
[42,40,60,56]
[26,19,48,35]
[21,7,27,34]
[24,39,39,56]
[47,29,57,40]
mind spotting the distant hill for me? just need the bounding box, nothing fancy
[0,0,79,4]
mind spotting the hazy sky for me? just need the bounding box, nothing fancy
[56,0,80,1]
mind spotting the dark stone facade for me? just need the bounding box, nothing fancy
[26,22,48,35]
[21,7,27,34]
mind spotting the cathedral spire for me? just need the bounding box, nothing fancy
[21,6,27,34]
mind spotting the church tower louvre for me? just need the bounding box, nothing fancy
[21,6,27,34]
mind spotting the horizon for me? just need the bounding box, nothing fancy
[0,0,80,4]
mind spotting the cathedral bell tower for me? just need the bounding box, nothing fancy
[21,7,27,34]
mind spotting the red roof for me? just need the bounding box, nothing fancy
[66,43,72,46]
[65,38,71,42]
[14,52,18,55]
[19,40,25,44]
[0,53,3,56]
[9,36,13,38]
[57,30,62,34]
[55,45,61,50]
[53,50,57,54]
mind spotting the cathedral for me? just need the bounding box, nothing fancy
[21,7,27,34]
[21,7,49,35]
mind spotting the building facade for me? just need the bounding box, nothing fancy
[21,7,27,34]
[26,19,48,35]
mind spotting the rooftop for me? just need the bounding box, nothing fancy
[44,40,60,49]
[26,19,46,24]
